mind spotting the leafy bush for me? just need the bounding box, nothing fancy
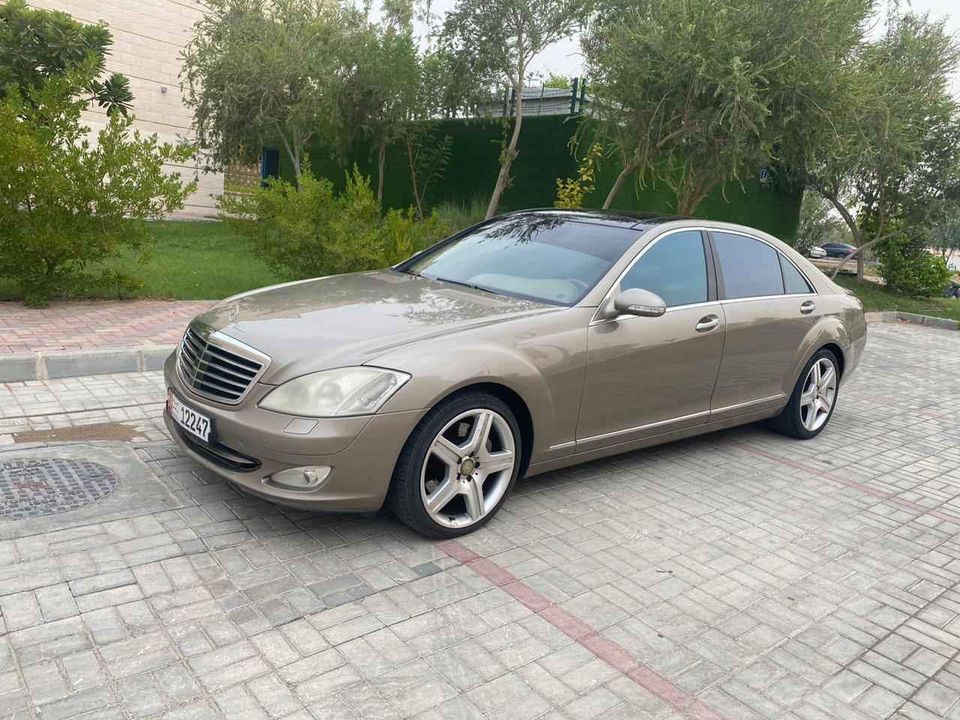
[876,234,952,297]
[219,167,450,279]
[433,196,488,232]
[0,77,195,306]
[555,142,602,209]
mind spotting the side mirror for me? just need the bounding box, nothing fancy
[602,288,667,319]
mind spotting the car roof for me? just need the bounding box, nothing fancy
[501,208,685,230]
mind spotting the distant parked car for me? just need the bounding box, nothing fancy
[808,246,827,259]
[821,242,858,258]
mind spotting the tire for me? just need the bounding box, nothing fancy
[387,391,522,538]
[769,348,840,439]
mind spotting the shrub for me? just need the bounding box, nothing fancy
[0,77,195,305]
[219,167,450,279]
[876,234,952,297]
[554,142,603,209]
[433,196,488,232]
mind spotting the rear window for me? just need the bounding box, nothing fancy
[780,254,813,294]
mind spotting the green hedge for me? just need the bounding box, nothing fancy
[277,115,801,240]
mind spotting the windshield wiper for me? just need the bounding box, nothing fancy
[431,276,499,296]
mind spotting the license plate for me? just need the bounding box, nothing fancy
[167,390,213,443]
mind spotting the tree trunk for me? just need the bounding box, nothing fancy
[603,158,639,209]
[486,84,524,219]
[405,135,423,221]
[817,188,864,280]
[377,140,386,205]
[276,125,301,186]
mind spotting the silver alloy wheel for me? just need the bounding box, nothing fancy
[420,408,516,529]
[799,357,837,432]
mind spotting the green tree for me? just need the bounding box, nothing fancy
[0,0,132,115]
[439,0,591,219]
[182,0,370,183]
[543,72,571,88]
[796,193,851,255]
[0,75,195,305]
[800,11,960,280]
[584,0,873,215]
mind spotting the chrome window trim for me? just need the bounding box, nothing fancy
[709,229,817,298]
[720,292,816,305]
[591,226,715,324]
[176,325,272,406]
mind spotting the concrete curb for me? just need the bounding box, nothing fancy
[866,311,960,331]
[0,345,175,383]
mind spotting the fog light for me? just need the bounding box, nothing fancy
[267,466,331,490]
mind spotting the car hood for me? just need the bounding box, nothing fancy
[193,270,555,384]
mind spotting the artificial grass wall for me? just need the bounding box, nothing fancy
[277,115,802,240]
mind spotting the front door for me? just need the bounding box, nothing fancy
[577,230,725,450]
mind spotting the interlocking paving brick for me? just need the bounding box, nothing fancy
[0,321,957,718]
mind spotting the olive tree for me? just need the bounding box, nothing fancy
[439,0,591,218]
[800,12,960,280]
[584,0,873,215]
[182,0,370,182]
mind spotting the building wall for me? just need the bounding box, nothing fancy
[29,0,221,218]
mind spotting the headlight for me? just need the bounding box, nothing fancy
[259,367,410,417]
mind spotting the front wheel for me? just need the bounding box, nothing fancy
[769,349,840,439]
[387,392,521,538]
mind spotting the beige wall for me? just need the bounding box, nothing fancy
[29,0,222,218]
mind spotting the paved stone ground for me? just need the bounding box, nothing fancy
[0,321,959,720]
[0,301,211,354]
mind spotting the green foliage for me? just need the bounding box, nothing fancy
[795,192,851,253]
[219,167,450,279]
[433,197,489,232]
[801,9,960,279]
[439,0,591,217]
[0,0,132,115]
[876,235,952,297]
[584,0,874,214]
[183,0,372,175]
[835,275,960,323]
[555,142,602,209]
[543,73,571,89]
[0,77,195,306]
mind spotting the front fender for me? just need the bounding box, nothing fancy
[371,309,592,462]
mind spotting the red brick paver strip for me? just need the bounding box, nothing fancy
[439,539,727,720]
[0,300,212,354]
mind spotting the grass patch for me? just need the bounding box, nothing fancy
[0,220,279,302]
[835,275,960,322]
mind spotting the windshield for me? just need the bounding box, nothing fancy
[403,216,640,305]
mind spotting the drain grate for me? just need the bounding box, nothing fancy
[0,458,119,519]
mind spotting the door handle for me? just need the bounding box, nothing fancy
[695,315,720,332]
[800,300,816,314]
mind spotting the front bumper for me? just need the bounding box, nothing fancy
[163,354,426,512]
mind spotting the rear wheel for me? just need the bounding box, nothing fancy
[388,391,521,538]
[769,349,840,439]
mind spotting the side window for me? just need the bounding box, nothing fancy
[779,254,813,294]
[713,232,783,299]
[620,231,708,307]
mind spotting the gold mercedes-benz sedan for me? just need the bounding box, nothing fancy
[164,210,867,537]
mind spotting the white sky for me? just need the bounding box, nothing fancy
[412,0,959,94]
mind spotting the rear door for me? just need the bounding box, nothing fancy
[576,229,726,450]
[708,231,819,419]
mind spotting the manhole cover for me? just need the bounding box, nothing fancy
[0,458,119,519]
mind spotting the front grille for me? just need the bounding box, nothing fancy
[177,327,264,404]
